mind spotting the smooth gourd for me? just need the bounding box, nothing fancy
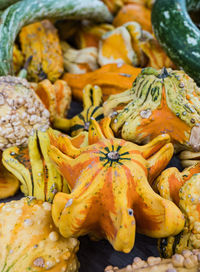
[152,0,200,85]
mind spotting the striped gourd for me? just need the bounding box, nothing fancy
[152,0,200,85]
[53,84,104,137]
[0,0,112,75]
[49,118,184,253]
[104,67,200,152]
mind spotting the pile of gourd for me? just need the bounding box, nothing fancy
[1,0,200,271]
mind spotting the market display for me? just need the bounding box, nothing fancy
[0,0,200,271]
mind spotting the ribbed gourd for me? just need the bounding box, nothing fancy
[104,67,200,152]
[53,84,104,136]
[49,118,184,253]
[0,197,79,272]
[154,163,200,258]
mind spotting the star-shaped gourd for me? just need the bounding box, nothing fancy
[48,117,184,253]
[104,67,200,152]
[53,84,104,136]
[154,163,200,257]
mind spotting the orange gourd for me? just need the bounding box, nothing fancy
[113,4,152,32]
[63,63,141,101]
[49,118,184,253]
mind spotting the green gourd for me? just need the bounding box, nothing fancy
[152,0,200,85]
[0,0,112,76]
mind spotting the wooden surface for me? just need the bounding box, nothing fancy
[0,100,183,272]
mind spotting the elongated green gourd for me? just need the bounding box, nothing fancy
[0,0,20,10]
[152,0,200,85]
[0,0,113,76]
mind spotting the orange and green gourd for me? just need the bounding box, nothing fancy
[104,67,200,152]
[154,163,200,257]
[49,117,184,253]
[53,84,104,137]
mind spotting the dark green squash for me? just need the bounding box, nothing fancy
[0,0,19,10]
[152,0,200,85]
[0,0,112,76]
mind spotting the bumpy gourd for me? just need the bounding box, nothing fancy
[104,67,200,152]
[49,117,184,253]
[53,84,104,136]
[154,163,200,257]
[105,249,200,271]
[63,63,141,101]
[19,20,64,82]
[0,197,79,272]
[179,150,200,168]
[0,76,49,150]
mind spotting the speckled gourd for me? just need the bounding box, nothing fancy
[153,163,200,258]
[0,197,79,272]
[104,67,200,152]
[49,117,184,253]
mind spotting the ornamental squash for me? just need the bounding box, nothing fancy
[34,79,71,121]
[19,20,64,82]
[49,118,184,253]
[113,3,152,32]
[13,44,24,74]
[179,150,200,168]
[53,84,104,136]
[104,67,200,152]
[63,63,141,101]
[152,0,200,85]
[0,153,19,199]
[0,197,79,272]
[0,0,113,76]
[61,42,98,74]
[105,249,200,271]
[154,163,200,257]
[75,23,114,49]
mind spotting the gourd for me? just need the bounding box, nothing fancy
[179,150,200,168]
[63,63,141,101]
[154,163,200,257]
[0,197,79,272]
[53,84,104,136]
[2,129,69,202]
[104,67,200,152]
[0,154,19,199]
[0,0,113,76]
[98,22,174,69]
[0,0,19,9]
[49,117,184,253]
[34,79,72,121]
[2,128,89,202]
[19,20,64,82]
[113,3,152,32]
[75,23,114,49]
[61,42,98,74]
[105,249,200,271]
[151,0,200,85]
[0,76,49,151]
